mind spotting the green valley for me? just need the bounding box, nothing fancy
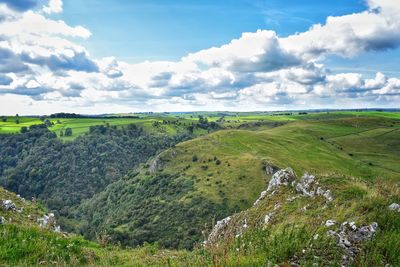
[1,110,399,266]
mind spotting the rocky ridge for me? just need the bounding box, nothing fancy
[206,164,384,266]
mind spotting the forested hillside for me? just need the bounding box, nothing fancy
[74,114,400,250]
[0,123,191,232]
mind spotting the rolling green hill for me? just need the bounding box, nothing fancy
[1,111,399,266]
[76,114,400,250]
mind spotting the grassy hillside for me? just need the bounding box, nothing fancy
[1,186,203,266]
[205,170,400,266]
[77,114,400,249]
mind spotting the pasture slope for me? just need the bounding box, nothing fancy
[76,113,400,263]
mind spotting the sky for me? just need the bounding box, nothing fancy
[0,0,399,115]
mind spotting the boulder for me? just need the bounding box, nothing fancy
[0,216,5,224]
[267,167,297,192]
[325,220,336,227]
[316,187,333,202]
[1,200,17,211]
[295,173,316,197]
[327,221,378,266]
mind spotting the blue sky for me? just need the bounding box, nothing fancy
[56,0,367,62]
[0,0,399,114]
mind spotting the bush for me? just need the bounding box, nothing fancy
[64,127,73,136]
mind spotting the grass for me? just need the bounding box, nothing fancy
[130,113,400,220]
[0,115,205,141]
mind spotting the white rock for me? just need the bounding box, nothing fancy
[295,173,316,197]
[325,220,336,227]
[264,213,272,225]
[349,222,357,231]
[388,203,400,212]
[266,167,297,192]
[253,191,267,206]
[1,200,17,211]
[207,216,231,244]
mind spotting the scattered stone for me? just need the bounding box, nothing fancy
[327,221,378,266]
[316,187,333,202]
[1,200,17,211]
[388,203,400,212]
[267,167,297,192]
[301,205,309,212]
[242,218,248,229]
[287,195,300,202]
[325,220,336,227]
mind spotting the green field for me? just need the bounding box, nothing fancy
[0,115,208,141]
[2,111,399,141]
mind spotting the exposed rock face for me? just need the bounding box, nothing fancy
[38,213,61,232]
[295,173,316,197]
[295,173,333,202]
[253,190,268,206]
[149,155,164,174]
[388,203,400,212]
[267,167,297,192]
[209,166,334,246]
[206,216,231,245]
[1,200,17,211]
[264,162,279,175]
[327,221,378,266]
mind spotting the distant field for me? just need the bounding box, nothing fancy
[1,111,399,140]
[0,115,205,141]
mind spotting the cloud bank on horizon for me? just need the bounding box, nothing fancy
[0,0,399,114]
